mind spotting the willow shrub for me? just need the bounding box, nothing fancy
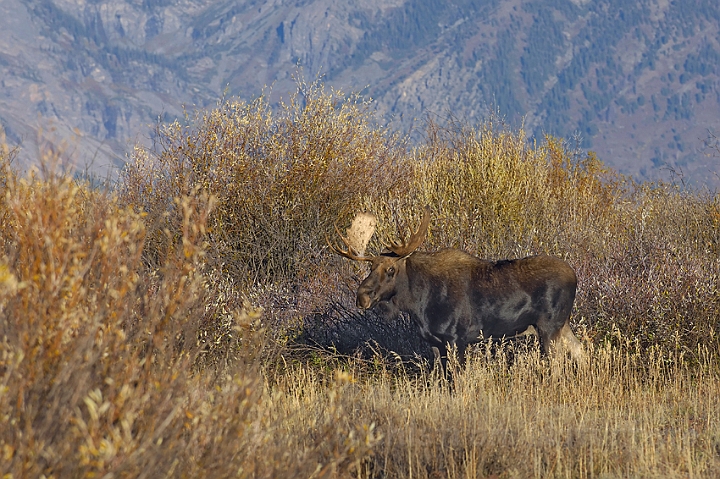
[382,118,620,259]
[0,153,377,477]
[120,79,406,285]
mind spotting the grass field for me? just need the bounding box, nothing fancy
[1,80,719,478]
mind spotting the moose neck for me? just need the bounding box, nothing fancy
[389,254,420,314]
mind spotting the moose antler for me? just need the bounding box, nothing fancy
[327,212,377,262]
[384,206,431,257]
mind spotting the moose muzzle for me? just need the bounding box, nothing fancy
[356,292,374,310]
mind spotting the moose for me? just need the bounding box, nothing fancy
[328,206,584,368]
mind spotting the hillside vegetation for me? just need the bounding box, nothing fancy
[1,83,720,477]
[4,0,720,185]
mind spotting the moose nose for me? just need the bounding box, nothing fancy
[357,294,373,310]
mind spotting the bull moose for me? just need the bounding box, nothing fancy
[328,206,584,368]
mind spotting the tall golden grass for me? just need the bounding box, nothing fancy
[1,80,719,477]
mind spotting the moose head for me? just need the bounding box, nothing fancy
[327,206,430,310]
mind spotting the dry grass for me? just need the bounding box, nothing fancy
[2,80,720,477]
[269,344,720,479]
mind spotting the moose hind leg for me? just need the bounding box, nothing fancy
[556,322,585,362]
[537,328,554,357]
[542,322,585,363]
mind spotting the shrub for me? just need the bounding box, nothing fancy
[120,79,406,285]
[0,154,378,477]
[398,118,622,259]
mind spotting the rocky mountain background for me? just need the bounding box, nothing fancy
[1,0,719,186]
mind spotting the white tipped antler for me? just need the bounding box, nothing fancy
[327,212,377,262]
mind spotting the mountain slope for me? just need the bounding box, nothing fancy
[1,0,719,185]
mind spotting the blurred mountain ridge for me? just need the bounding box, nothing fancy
[1,0,719,186]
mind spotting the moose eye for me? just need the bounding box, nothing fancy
[387,266,395,276]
